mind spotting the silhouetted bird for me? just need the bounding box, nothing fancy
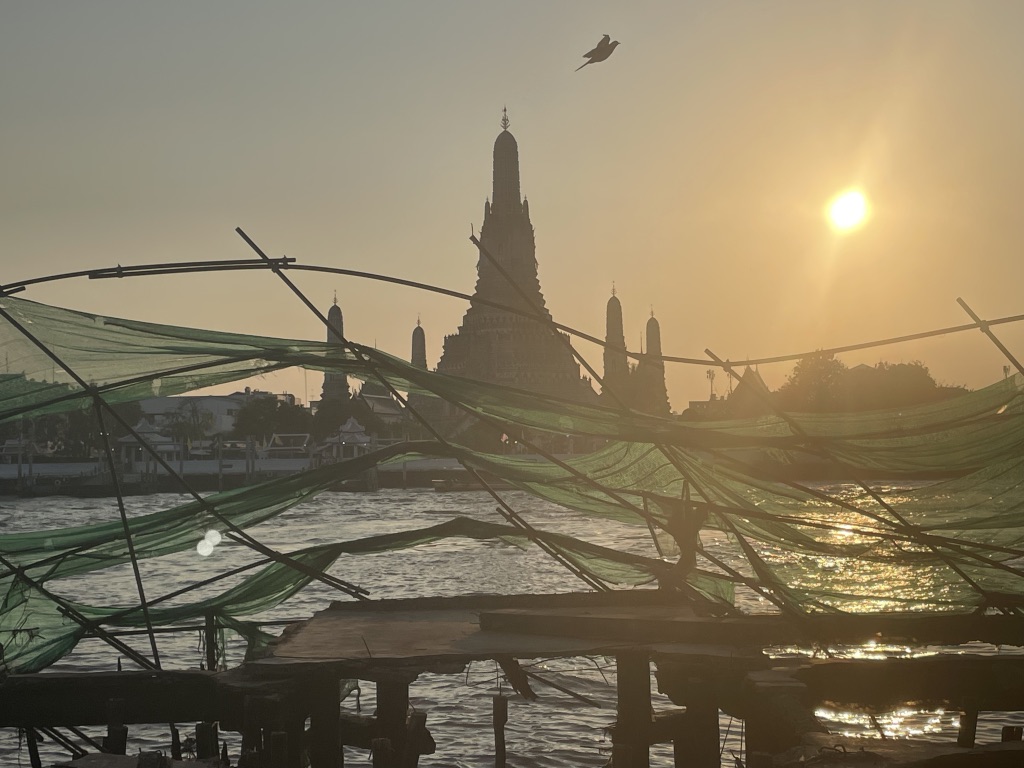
[586,34,611,55]
[576,35,619,71]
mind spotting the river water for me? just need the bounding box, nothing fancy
[0,489,1018,766]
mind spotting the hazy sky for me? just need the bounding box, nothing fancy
[4,2,1024,408]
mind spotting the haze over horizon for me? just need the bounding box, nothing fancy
[4,2,1024,409]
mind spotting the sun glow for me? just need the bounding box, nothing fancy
[827,189,869,232]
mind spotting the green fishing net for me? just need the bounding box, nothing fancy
[2,295,1023,673]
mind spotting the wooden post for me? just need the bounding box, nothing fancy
[103,698,128,755]
[377,679,410,765]
[403,711,429,768]
[612,652,651,768]
[285,715,306,768]
[309,678,342,768]
[958,708,979,748]
[204,612,218,671]
[196,721,219,759]
[241,695,262,758]
[371,738,394,768]
[493,695,508,768]
[673,697,719,768]
[171,727,182,760]
[269,731,289,768]
[25,727,43,768]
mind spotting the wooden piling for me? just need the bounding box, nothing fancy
[612,652,651,768]
[103,698,128,755]
[284,715,305,768]
[241,695,262,758]
[171,726,182,760]
[403,711,429,768]
[269,731,289,768]
[377,678,410,763]
[957,707,979,748]
[196,720,219,759]
[371,737,394,768]
[493,695,508,768]
[204,612,218,672]
[672,697,719,768]
[26,727,43,768]
[308,677,342,768]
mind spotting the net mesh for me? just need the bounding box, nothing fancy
[2,295,1023,673]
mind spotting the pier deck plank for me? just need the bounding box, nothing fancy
[260,592,766,674]
[262,591,1024,674]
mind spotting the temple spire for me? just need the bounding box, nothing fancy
[411,318,427,370]
[321,296,349,401]
[603,286,629,403]
[492,109,521,213]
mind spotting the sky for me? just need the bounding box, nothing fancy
[4,2,1024,410]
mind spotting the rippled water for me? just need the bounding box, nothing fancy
[0,489,1018,765]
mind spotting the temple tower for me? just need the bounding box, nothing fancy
[321,294,350,402]
[411,318,427,370]
[436,111,596,402]
[602,286,630,405]
[633,311,671,415]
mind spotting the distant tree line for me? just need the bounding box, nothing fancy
[685,353,970,420]
[0,402,142,459]
[230,389,391,443]
[774,354,968,413]
[1,355,974,456]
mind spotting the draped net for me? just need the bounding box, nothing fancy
[2,296,1023,673]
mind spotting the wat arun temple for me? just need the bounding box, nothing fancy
[434,110,598,403]
[325,111,670,435]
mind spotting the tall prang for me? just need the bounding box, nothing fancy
[321,293,350,402]
[633,311,671,415]
[411,317,427,370]
[601,286,630,405]
[436,111,597,402]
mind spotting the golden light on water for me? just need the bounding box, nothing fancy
[827,189,869,232]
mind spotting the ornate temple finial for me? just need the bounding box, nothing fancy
[500,106,510,131]
[611,282,616,297]
[333,290,338,306]
[650,304,655,318]
[417,314,421,327]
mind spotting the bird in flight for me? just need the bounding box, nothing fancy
[576,34,620,71]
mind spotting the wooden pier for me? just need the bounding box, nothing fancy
[4,591,1024,766]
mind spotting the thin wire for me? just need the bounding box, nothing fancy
[7,256,1024,369]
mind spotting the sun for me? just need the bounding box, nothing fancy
[827,189,869,232]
